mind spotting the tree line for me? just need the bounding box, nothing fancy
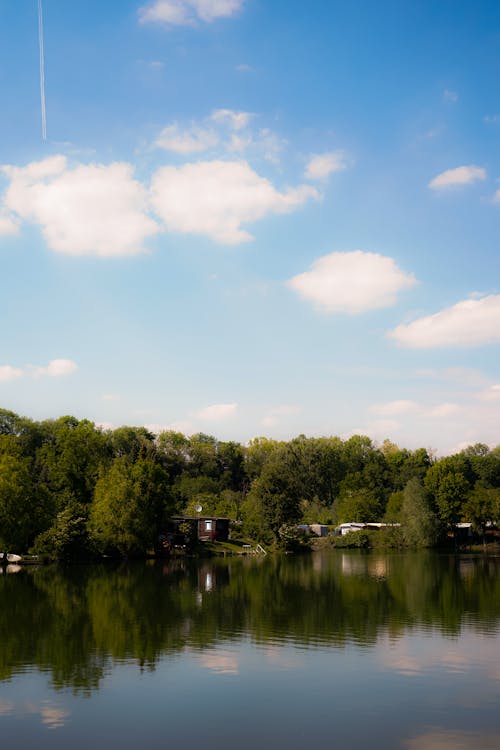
[0,407,499,556]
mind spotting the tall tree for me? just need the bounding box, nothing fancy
[89,457,172,555]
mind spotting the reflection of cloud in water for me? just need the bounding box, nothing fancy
[23,701,70,730]
[404,728,500,750]
[377,632,499,677]
[0,699,14,715]
[39,702,70,730]
[198,650,239,675]
[263,646,305,670]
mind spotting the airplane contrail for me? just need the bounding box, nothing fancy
[38,0,47,141]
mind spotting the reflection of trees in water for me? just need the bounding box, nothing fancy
[0,553,499,692]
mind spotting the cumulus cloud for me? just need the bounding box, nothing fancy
[150,159,318,244]
[211,109,253,130]
[370,400,419,416]
[154,111,253,154]
[428,165,486,190]
[0,365,23,383]
[34,359,78,377]
[197,402,238,420]
[426,403,461,417]
[0,211,19,235]
[138,0,244,26]
[1,156,158,257]
[389,295,500,348]
[0,359,78,381]
[476,384,500,401]
[153,111,281,162]
[304,151,347,181]
[287,251,417,314]
[155,123,218,154]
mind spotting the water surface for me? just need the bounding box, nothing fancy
[1,551,499,749]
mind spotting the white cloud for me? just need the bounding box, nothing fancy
[0,212,19,236]
[138,0,244,26]
[304,151,347,181]
[348,419,401,441]
[428,165,486,190]
[153,111,282,163]
[389,294,500,348]
[96,421,115,431]
[426,402,461,417]
[144,421,192,434]
[492,188,500,204]
[210,109,253,130]
[287,251,417,314]
[262,404,300,427]
[150,159,318,244]
[155,123,218,154]
[34,359,78,377]
[102,393,121,401]
[484,114,500,125]
[476,384,500,401]
[370,400,419,416]
[1,157,158,257]
[197,402,238,420]
[443,89,459,102]
[0,365,23,383]
[154,111,253,154]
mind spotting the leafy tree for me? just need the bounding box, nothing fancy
[336,486,382,523]
[157,430,189,480]
[464,486,500,543]
[110,426,157,462]
[401,478,438,547]
[244,445,303,543]
[32,502,90,560]
[245,437,282,480]
[37,416,111,509]
[89,457,172,555]
[425,456,472,534]
[0,452,53,551]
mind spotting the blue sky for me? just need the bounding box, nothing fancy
[1,0,499,453]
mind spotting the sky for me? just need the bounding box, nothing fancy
[0,0,499,454]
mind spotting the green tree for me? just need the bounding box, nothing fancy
[89,457,172,555]
[464,485,500,543]
[244,445,303,544]
[0,452,53,551]
[401,478,438,547]
[37,416,111,509]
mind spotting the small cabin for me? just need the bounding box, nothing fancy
[160,517,230,549]
[194,516,230,542]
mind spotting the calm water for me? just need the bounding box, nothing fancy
[1,552,499,749]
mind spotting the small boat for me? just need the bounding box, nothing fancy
[1,553,22,565]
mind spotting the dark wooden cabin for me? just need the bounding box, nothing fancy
[158,517,230,552]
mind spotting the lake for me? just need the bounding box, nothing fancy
[1,551,499,749]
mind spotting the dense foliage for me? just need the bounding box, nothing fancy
[0,408,499,556]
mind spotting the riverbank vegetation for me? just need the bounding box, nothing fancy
[0,408,499,558]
